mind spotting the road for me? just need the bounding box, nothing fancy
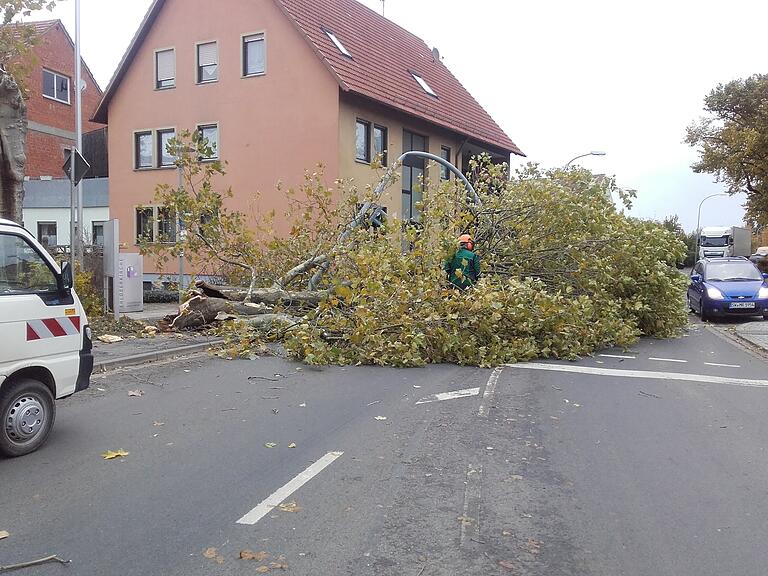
[2,319,768,575]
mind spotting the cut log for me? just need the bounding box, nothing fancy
[245,313,301,330]
[170,295,271,330]
[194,280,231,300]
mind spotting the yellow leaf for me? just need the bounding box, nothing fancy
[264,442,278,448]
[240,550,269,561]
[255,566,271,574]
[102,449,129,460]
[276,501,301,513]
[288,442,297,448]
[203,547,218,559]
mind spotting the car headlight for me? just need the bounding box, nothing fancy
[758,286,768,299]
[707,286,725,300]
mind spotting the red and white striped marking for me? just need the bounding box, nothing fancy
[26,317,81,341]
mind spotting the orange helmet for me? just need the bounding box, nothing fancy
[458,234,474,249]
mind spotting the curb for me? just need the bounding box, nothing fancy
[94,339,225,372]
[707,325,768,361]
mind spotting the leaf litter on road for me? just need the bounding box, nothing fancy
[0,530,8,540]
[202,547,225,565]
[264,442,278,448]
[101,449,129,460]
[276,501,300,513]
[374,416,387,421]
[239,550,269,561]
[128,389,144,397]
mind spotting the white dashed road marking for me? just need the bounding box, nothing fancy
[504,363,768,388]
[648,357,688,363]
[415,387,480,405]
[599,354,636,359]
[705,362,741,368]
[478,367,503,417]
[236,451,344,525]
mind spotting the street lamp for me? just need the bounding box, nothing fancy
[694,193,729,262]
[565,151,606,167]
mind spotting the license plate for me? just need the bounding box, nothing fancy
[729,302,756,309]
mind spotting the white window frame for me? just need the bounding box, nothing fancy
[323,28,352,58]
[196,40,219,84]
[154,47,176,90]
[196,123,219,160]
[241,31,267,78]
[42,68,70,104]
[37,221,58,246]
[410,71,437,98]
[134,205,177,245]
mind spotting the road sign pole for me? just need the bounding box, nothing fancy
[75,0,84,266]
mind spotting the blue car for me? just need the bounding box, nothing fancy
[688,257,768,320]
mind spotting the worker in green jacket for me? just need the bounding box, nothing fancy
[444,234,481,289]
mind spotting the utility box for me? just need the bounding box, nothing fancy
[116,253,144,313]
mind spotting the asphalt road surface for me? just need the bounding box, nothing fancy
[2,319,768,575]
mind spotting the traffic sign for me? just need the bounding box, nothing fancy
[63,149,91,186]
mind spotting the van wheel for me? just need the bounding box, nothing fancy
[0,378,55,457]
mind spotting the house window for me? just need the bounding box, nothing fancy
[157,129,176,167]
[355,119,371,162]
[135,207,176,244]
[323,28,352,58]
[136,207,154,243]
[197,124,219,159]
[155,48,175,89]
[440,146,452,180]
[197,41,218,83]
[92,221,105,246]
[402,130,427,221]
[373,125,388,166]
[243,33,266,76]
[42,69,70,104]
[134,131,153,169]
[411,71,437,98]
[37,222,58,247]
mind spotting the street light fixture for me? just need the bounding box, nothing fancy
[565,151,606,167]
[694,193,729,262]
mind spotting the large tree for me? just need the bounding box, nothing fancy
[0,0,58,222]
[686,74,768,226]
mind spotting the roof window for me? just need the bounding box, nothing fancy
[411,72,437,97]
[324,29,352,58]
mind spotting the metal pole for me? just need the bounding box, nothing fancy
[695,193,728,262]
[69,170,75,272]
[178,165,184,304]
[74,0,84,267]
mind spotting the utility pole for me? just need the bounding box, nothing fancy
[74,0,84,267]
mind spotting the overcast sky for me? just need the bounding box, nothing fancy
[31,0,767,231]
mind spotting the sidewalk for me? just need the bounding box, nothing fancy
[732,320,768,352]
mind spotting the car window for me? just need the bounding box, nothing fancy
[704,261,762,282]
[0,233,59,295]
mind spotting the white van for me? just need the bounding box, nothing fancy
[0,218,93,457]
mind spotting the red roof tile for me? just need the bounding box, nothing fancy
[274,0,523,156]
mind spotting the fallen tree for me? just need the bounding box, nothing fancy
[146,135,688,367]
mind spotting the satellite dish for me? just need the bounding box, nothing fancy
[79,79,87,91]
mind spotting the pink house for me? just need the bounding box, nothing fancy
[93,0,523,280]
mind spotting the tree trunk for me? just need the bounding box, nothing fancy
[0,71,26,223]
[169,295,271,330]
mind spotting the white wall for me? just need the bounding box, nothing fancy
[23,207,110,246]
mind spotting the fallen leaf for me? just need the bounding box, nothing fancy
[272,409,279,415]
[510,474,524,481]
[498,559,515,570]
[270,562,289,570]
[215,555,225,564]
[96,387,105,392]
[276,501,301,513]
[255,567,270,574]
[101,449,129,460]
[299,403,306,407]
[264,442,278,448]
[239,550,269,561]
[526,538,542,555]
[457,515,474,524]
[413,385,421,388]
[128,389,144,397]
[288,443,297,448]
[97,334,123,343]
[374,416,387,421]
[153,421,165,427]
[203,547,218,559]
[501,530,512,537]
[0,531,8,540]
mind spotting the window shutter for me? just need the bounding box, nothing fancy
[198,42,217,66]
[244,35,265,75]
[157,49,175,81]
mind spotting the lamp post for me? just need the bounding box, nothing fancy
[694,193,729,262]
[565,151,606,167]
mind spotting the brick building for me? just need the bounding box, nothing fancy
[22,20,103,179]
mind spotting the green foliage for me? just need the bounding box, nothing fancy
[660,215,697,267]
[0,1,59,93]
[74,263,103,318]
[687,74,768,226]
[284,159,688,367]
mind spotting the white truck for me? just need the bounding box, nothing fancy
[698,226,751,260]
[0,218,93,457]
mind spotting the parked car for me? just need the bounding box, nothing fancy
[749,246,768,272]
[688,257,768,321]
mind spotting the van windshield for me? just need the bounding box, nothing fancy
[0,234,59,294]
